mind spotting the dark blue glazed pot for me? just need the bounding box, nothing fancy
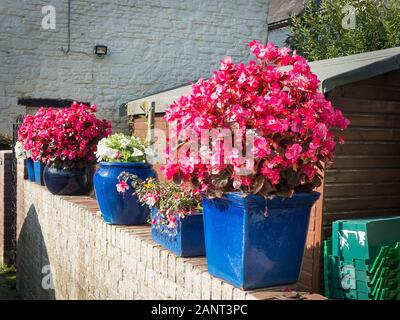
[34,161,45,185]
[43,165,94,195]
[94,162,156,225]
[151,208,205,257]
[202,191,320,290]
[26,158,35,181]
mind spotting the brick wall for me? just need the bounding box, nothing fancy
[0,150,13,265]
[15,160,322,300]
[131,115,167,179]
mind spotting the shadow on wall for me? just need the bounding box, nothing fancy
[17,204,55,300]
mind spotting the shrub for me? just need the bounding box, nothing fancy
[287,0,400,61]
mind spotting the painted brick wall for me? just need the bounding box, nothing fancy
[0,150,13,265]
[15,160,323,300]
[0,0,269,134]
[131,115,167,180]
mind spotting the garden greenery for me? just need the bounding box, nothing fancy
[287,0,400,61]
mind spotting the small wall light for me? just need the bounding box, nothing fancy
[94,45,110,58]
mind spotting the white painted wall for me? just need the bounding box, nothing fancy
[0,0,269,133]
[267,26,291,48]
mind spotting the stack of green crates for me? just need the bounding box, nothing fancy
[324,216,400,300]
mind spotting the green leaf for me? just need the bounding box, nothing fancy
[276,187,295,198]
[211,174,229,189]
[286,169,301,187]
[258,180,276,198]
[206,188,217,199]
[173,172,183,185]
[252,174,265,194]
[312,174,322,188]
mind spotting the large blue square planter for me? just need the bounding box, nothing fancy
[151,208,205,257]
[26,158,35,182]
[34,161,45,185]
[202,192,320,290]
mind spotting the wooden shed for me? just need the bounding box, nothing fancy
[126,46,400,293]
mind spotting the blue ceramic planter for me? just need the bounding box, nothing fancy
[94,162,156,225]
[33,161,45,185]
[202,192,320,290]
[43,165,94,195]
[151,208,205,257]
[26,158,35,181]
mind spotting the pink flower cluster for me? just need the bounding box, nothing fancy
[117,174,200,230]
[162,40,350,196]
[18,102,112,166]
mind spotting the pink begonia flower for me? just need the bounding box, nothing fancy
[160,40,349,194]
[302,163,317,180]
[285,144,303,161]
[220,56,233,71]
[253,136,271,158]
[17,101,111,166]
[261,166,281,185]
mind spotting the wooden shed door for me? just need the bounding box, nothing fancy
[305,70,400,293]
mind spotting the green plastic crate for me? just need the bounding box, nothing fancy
[330,277,372,293]
[378,288,400,300]
[329,288,371,300]
[372,265,400,286]
[372,275,400,298]
[328,257,400,290]
[326,226,400,300]
[370,243,400,275]
[332,216,400,262]
[327,256,372,280]
[323,239,333,298]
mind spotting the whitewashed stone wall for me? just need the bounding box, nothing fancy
[267,26,291,48]
[0,0,269,133]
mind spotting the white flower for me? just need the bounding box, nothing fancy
[96,133,147,162]
[119,137,131,149]
[14,141,27,159]
[95,138,118,161]
[132,148,144,157]
[105,147,118,159]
